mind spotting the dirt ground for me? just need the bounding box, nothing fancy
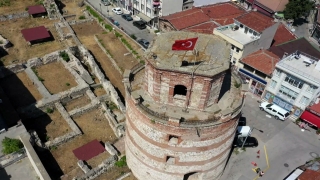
[0,71,42,108]
[51,109,117,174]
[64,95,90,112]
[0,18,63,66]
[23,108,71,142]
[36,61,77,94]
[71,22,125,97]
[96,33,139,71]
[0,0,35,14]
[60,0,86,20]
[93,86,106,97]
[95,166,136,180]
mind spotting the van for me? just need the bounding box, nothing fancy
[237,126,251,138]
[259,102,290,121]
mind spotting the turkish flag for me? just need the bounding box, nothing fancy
[172,37,198,51]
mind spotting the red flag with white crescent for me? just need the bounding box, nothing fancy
[172,37,198,51]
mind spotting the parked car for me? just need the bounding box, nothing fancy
[137,39,149,49]
[101,0,111,6]
[259,102,290,121]
[133,21,146,30]
[234,137,258,148]
[107,17,119,26]
[236,126,251,138]
[112,7,123,15]
[121,14,133,21]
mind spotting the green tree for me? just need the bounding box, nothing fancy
[284,0,315,20]
[2,137,23,154]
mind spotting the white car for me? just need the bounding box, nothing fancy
[259,102,290,121]
[112,7,123,15]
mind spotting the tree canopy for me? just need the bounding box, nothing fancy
[2,137,23,155]
[284,0,315,20]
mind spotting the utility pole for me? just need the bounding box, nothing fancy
[99,3,102,14]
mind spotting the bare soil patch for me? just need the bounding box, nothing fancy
[51,109,117,174]
[0,71,42,108]
[0,18,63,66]
[60,0,86,20]
[0,0,35,14]
[93,86,106,97]
[71,22,125,97]
[95,166,135,180]
[64,95,90,112]
[96,33,139,71]
[36,61,77,94]
[23,109,71,142]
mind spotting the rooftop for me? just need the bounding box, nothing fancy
[269,38,320,59]
[276,52,320,85]
[256,0,288,12]
[145,31,230,77]
[241,50,280,75]
[271,23,297,47]
[21,26,50,42]
[235,11,276,33]
[214,24,260,45]
[308,100,320,115]
[73,139,105,161]
[298,169,320,180]
[27,5,46,15]
[183,21,219,34]
[161,2,246,31]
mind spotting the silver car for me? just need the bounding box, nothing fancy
[101,0,110,6]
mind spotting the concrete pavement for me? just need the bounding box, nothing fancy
[221,94,320,180]
[87,0,155,43]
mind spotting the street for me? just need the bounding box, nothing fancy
[221,94,320,180]
[86,0,155,43]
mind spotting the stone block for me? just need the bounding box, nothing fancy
[104,142,117,155]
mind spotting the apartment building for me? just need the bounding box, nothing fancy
[263,52,320,119]
[132,0,193,27]
[214,11,279,66]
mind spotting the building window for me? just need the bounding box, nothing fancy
[166,156,175,164]
[273,69,281,77]
[236,48,240,53]
[299,96,310,105]
[306,84,318,94]
[146,0,151,5]
[141,4,144,10]
[174,85,187,96]
[184,6,189,9]
[249,29,253,34]
[168,135,179,145]
[240,24,243,28]
[279,85,298,100]
[146,7,151,13]
[270,80,277,88]
[284,75,304,89]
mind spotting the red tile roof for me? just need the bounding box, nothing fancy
[236,11,276,32]
[256,0,288,12]
[162,2,246,30]
[241,50,279,75]
[272,23,297,47]
[308,101,320,115]
[28,5,46,15]
[183,21,218,34]
[73,139,105,161]
[298,169,320,180]
[21,26,50,42]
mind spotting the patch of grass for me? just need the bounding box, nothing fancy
[45,135,50,141]
[86,6,104,23]
[46,107,54,114]
[59,51,70,62]
[1,137,23,155]
[50,145,57,151]
[32,67,45,81]
[34,0,44,5]
[79,15,86,20]
[154,30,160,33]
[140,60,145,65]
[115,31,123,38]
[66,82,70,86]
[0,0,11,7]
[105,24,113,31]
[115,156,127,167]
[107,101,118,111]
[130,34,137,40]
[234,81,241,88]
[0,40,3,44]
[150,119,155,124]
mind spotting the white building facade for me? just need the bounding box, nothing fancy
[263,52,320,119]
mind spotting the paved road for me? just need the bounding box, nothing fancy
[221,95,320,180]
[87,0,155,43]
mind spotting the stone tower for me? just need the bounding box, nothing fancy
[123,32,245,180]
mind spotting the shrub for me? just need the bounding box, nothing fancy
[50,146,57,151]
[59,51,70,62]
[140,60,145,65]
[2,137,23,155]
[25,7,28,11]
[234,81,241,88]
[150,119,155,124]
[154,30,160,33]
[32,67,44,81]
[115,31,122,38]
[79,15,86,20]
[46,107,54,114]
[115,156,127,167]
[0,0,11,7]
[107,101,118,111]
[104,24,112,31]
[130,34,137,40]
[295,118,301,124]
[66,82,70,86]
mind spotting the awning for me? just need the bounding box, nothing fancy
[300,111,320,128]
[239,69,267,84]
[137,13,152,22]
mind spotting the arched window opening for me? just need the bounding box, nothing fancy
[174,85,187,96]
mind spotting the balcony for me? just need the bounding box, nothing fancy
[153,1,160,7]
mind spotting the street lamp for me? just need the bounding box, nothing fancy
[99,3,102,14]
[241,127,263,149]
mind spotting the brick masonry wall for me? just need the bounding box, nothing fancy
[144,62,225,110]
[125,94,240,180]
